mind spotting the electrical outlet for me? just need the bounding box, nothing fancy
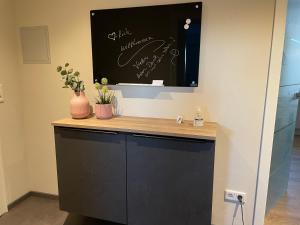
[224,190,247,204]
[0,84,4,103]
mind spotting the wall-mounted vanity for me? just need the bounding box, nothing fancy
[52,116,217,225]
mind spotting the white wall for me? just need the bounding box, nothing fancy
[14,0,276,224]
[0,0,29,204]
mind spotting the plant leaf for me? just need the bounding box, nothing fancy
[61,70,67,76]
[80,83,85,91]
[72,82,78,90]
[57,66,62,72]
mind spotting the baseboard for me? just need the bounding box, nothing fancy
[7,191,59,210]
[7,192,31,210]
[30,191,59,200]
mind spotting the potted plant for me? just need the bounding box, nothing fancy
[94,77,114,119]
[56,63,90,119]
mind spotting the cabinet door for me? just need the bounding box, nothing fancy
[54,127,126,224]
[127,134,215,225]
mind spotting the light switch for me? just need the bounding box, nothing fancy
[0,84,4,103]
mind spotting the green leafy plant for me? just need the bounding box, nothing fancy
[56,63,85,92]
[95,77,114,104]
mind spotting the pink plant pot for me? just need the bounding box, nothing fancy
[70,91,90,119]
[95,104,113,119]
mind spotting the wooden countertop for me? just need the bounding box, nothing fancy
[52,116,217,140]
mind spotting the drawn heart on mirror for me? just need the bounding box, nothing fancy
[108,32,116,41]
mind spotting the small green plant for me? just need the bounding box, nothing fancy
[95,77,114,104]
[56,63,85,92]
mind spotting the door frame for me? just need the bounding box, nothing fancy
[253,0,288,224]
[0,138,8,216]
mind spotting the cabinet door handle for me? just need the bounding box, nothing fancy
[85,129,119,135]
[98,131,119,135]
[132,134,211,143]
[57,127,119,135]
[80,129,119,135]
[133,134,174,140]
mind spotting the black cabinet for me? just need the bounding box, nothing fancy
[54,127,215,225]
[127,134,215,225]
[54,127,127,224]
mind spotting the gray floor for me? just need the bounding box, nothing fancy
[0,196,68,225]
